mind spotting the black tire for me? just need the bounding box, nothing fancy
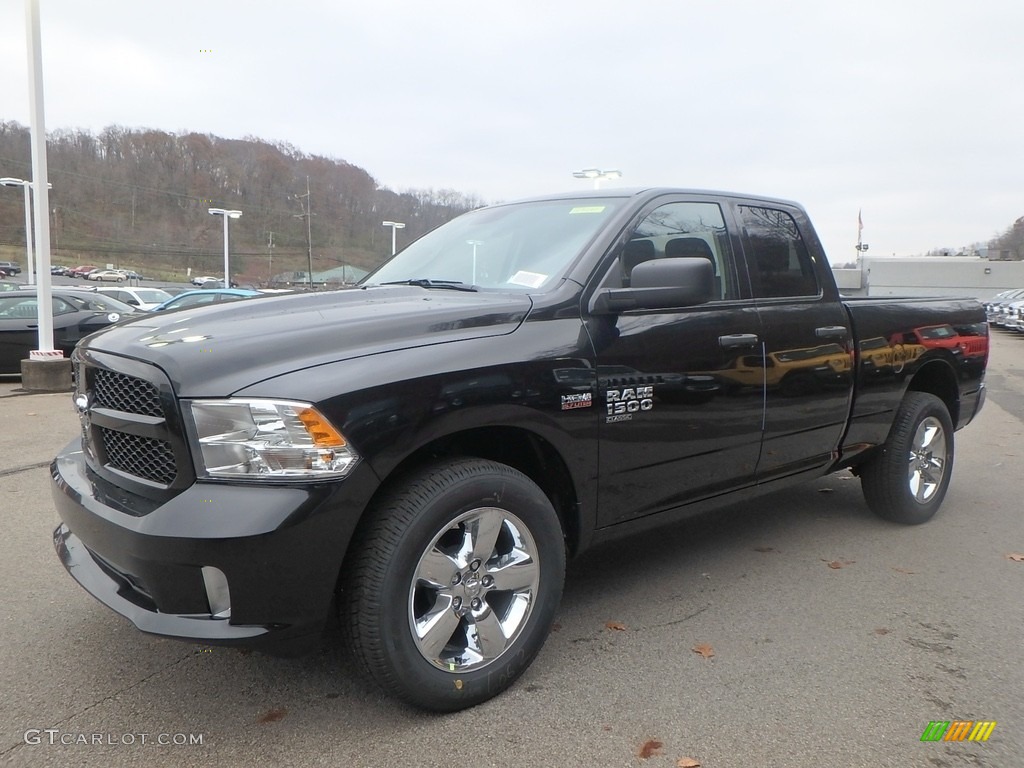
[340,458,565,711]
[860,392,954,524]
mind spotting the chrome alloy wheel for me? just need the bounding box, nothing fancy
[409,506,540,672]
[907,416,947,503]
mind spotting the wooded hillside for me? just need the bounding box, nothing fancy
[0,121,484,281]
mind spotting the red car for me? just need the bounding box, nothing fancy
[892,324,988,358]
[67,265,98,278]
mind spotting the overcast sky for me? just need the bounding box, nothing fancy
[1,0,1022,262]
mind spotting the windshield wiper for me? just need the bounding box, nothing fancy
[380,279,478,292]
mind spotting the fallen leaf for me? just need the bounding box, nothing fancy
[692,643,715,659]
[602,725,612,731]
[677,759,701,768]
[550,622,562,632]
[1006,553,1024,562]
[257,708,286,724]
[638,740,663,759]
[823,558,855,569]
[605,621,627,631]
[873,628,890,635]
[753,546,777,553]
[891,567,916,574]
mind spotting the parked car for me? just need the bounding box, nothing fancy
[197,279,240,289]
[50,188,988,712]
[984,288,1024,324]
[0,261,22,276]
[67,265,98,278]
[150,288,261,312]
[85,269,128,282]
[0,288,140,374]
[89,286,174,311]
[0,281,21,292]
[51,265,71,276]
[999,299,1024,331]
[190,275,221,286]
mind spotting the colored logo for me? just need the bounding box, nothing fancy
[920,721,996,742]
[560,393,592,411]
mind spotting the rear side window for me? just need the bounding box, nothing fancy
[740,206,819,298]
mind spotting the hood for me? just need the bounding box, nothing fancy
[81,286,532,396]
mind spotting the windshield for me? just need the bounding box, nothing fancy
[364,198,623,291]
[131,289,173,303]
[62,293,137,313]
[917,325,956,340]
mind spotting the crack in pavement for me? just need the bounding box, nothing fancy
[0,459,52,478]
[0,650,204,759]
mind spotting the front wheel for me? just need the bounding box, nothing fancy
[341,458,565,711]
[860,392,954,524]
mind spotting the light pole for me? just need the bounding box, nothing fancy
[466,239,483,284]
[572,168,622,189]
[0,177,49,285]
[292,176,314,289]
[382,220,406,256]
[208,208,242,287]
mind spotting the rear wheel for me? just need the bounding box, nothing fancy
[860,392,954,524]
[341,458,565,711]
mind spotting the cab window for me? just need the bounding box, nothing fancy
[740,206,819,298]
[614,201,737,300]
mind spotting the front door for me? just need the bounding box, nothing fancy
[590,197,766,527]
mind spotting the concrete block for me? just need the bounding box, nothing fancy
[21,358,73,392]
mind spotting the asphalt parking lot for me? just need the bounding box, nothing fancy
[1,332,1022,768]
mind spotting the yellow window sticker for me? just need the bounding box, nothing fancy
[569,206,606,214]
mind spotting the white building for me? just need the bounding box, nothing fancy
[833,257,1024,300]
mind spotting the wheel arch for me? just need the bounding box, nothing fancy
[367,425,583,558]
[904,358,960,425]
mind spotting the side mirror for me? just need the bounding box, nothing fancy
[590,257,715,314]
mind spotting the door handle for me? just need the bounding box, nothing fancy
[815,325,848,339]
[719,333,759,349]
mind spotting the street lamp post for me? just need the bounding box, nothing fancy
[0,177,49,285]
[466,239,483,284]
[572,168,622,189]
[382,220,406,255]
[208,208,242,287]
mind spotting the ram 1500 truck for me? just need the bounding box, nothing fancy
[51,189,988,711]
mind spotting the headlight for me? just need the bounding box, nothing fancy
[187,399,359,480]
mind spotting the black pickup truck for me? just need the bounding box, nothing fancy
[51,189,987,711]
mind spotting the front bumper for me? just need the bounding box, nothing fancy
[51,440,379,655]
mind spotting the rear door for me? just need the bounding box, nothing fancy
[733,202,853,480]
[589,196,766,526]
